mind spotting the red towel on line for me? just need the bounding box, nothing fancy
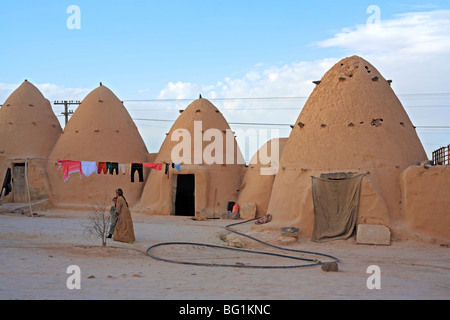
[143,163,163,171]
[97,162,107,174]
[57,159,83,182]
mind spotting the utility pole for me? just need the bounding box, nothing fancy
[54,100,81,125]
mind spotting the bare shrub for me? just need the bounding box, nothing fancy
[82,200,112,247]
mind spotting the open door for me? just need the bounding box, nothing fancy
[174,174,195,216]
[12,163,27,203]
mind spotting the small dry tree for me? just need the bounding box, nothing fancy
[83,200,112,247]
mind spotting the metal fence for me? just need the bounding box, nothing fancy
[432,145,450,165]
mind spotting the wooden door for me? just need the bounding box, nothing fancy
[12,164,27,203]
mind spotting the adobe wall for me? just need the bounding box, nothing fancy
[400,165,450,242]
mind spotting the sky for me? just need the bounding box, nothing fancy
[1,0,449,161]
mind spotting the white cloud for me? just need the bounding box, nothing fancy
[155,59,339,160]
[156,59,337,136]
[0,82,19,104]
[37,83,91,102]
[157,11,450,106]
[0,82,90,104]
[317,10,450,56]
[315,9,450,157]
[316,15,450,120]
[154,9,450,159]
[2,10,448,159]
[0,82,91,129]
[157,8,449,111]
[158,59,337,106]
[314,9,450,93]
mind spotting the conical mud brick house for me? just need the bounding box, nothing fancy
[265,56,428,241]
[139,97,246,219]
[0,80,62,202]
[46,84,150,208]
[237,138,287,219]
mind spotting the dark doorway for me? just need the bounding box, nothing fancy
[175,174,195,216]
[12,163,27,203]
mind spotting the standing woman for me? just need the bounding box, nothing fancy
[113,188,135,243]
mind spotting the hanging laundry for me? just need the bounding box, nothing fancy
[1,168,12,198]
[131,163,144,183]
[109,162,119,175]
[97,162,107,174]
[125,163,132,176]
[119,163,127,175]
[106,162,113,174]
[58,159,83,182]
[143,163,163,171]
[81,161,97,177]
[164,163,169,175]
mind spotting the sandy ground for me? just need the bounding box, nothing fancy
[0,207,449,301]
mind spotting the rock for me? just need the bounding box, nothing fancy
[277,236,298,245]
[225,234,245,248]
[195,208,208,221]
[356,224,391,246]
[240,203,257,220]
[281,227,299,238]
[221,212,240,220]
[321,262,339,272]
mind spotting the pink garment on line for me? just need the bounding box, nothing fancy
[143,163,163,171]
[57,159,83,182]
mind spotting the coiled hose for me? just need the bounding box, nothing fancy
[146,219,339,269]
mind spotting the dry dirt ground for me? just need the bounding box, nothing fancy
[0,207,449,301]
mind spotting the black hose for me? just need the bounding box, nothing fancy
[146,219,339,269]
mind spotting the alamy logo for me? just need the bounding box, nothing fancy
[367,5,381,26]
[66,265,81,290]
[366,265,381,290]
[170,121,280,175]
[67,5,81,30]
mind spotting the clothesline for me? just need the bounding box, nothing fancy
[57,159,181,182]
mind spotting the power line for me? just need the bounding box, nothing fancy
[133,118,174,123]
[132,118,450,129]
[50,93,449,129]
[405,105,450,108]
[416,126,450,129]
[133,118,292,127]
[122,93,450,103]
[123,97,309,103]
[50,94,450,114]
[54,100,81,125]
[126,105,450,112]
[398,93,450,97]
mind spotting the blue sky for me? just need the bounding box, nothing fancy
[1,0,443,93]
[1,0,450,159]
